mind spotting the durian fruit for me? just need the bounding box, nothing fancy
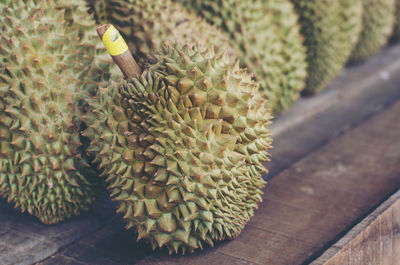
[86,0,240,64]
[290,0,363,94]
[351,0,395,61]
[83,43,272,253]
[0,0,112,224]
[177,0,308,113]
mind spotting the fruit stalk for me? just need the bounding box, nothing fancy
[97,24,141,78]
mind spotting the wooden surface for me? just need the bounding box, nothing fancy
[312,191,400,265]
[134,99,400,264]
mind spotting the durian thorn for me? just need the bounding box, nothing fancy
[97,24,141,79]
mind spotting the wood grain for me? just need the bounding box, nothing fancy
[324,200,399,265]
[137,99,400,264]
[312,190,400,265]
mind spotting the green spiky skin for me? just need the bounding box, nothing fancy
[177,0,308,114]
[83,44,272,254]
[290,0,363,94]
[351,0,395,61]
[86,0,240,64]
[0,0,113,224]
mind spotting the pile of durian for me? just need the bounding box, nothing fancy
[0,0,398,254]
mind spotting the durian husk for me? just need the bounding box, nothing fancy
[0,0,113,224]
[291,0,363,94]
[178,0,308,114]
[351,0,396,61]
[83,43,272,254]
[86,0,240,64]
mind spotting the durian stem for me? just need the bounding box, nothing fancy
[97,24,141,78]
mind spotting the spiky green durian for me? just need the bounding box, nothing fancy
[0,0,113,224]
[177,0,308,113]
[351,0,395,61]
[290,0,363,94]
[86,0,240,64]
[83,43,272,253]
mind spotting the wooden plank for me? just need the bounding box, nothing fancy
[137,97,400,264]
[134,249,250,265]
[311,190,400,265]
[323,198,400,265]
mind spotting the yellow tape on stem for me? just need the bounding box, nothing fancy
[102,25,129,56]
